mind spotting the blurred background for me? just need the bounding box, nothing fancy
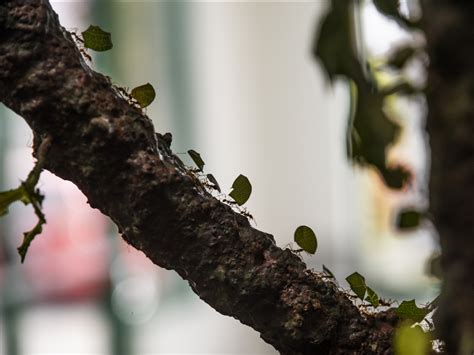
[0,1,439,354]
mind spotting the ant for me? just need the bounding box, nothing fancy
[378,298,395,307]
[284,243,304,254]
[201,180,220,193]
[69,30,92,62]
[113,85,142,110]
[221,198,255,223]
[222,198,238,206]
[239,207,255,222]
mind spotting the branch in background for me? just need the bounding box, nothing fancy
[421,1,474,353]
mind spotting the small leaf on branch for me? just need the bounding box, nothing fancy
[395,300,430,323]
[187,149,205,171]
[0,161,46,262]
[365,286,380,307]
[294,225,318,254]
[345,272,367,300]
[322,264,335,279]
[0,188,25,216]
[131,83,156,108]
[81,25,113,51]
[206,173,221,192]
[229,174,252,206]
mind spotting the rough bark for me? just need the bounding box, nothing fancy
[0,1,397,354]
[422,1,474,354]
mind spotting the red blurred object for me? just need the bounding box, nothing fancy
[20,172,109,302]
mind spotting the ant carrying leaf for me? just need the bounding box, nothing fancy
[70,30,92,62]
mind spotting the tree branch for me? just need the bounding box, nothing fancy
[0,1,398,353]
[421,1,474,353]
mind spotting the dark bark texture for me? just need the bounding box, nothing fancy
[422,1,474,354]
[0,1,398,354]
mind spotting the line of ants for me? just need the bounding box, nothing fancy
[69,29,142,110]
[69,27,255,223]
[182,165,256,223]
[70,30,92,62]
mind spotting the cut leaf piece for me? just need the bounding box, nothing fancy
[396,300,430,323]
[0,188,25,216]
[131,83,156,108]
[365,287,380,307]
[294,225,317,254]
[397,209,422,230]
[187,150,205,171]
[229,174,252,206]
[345,272,367,300]
[81,25,113,51]
[322,264,335,279]
[206,173,221,192]
[394,322,430,355]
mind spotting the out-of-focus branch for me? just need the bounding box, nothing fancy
[421,1,474,353]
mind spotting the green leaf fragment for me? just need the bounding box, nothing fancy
[345,272,367,300]
[0,161,46,263]
[0,188,25,216]
[229,174,252,206]
[365,286,380,307]
[394,322,430,355]
[397,209,422,230]
[206,173,221,192]
[18,206,45,263]
[187,149,205,171]
[81,25,113,51]
[396,300,430,323]
[294,225,317,254]
[131,83,156,108]
[322,264,335,279]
